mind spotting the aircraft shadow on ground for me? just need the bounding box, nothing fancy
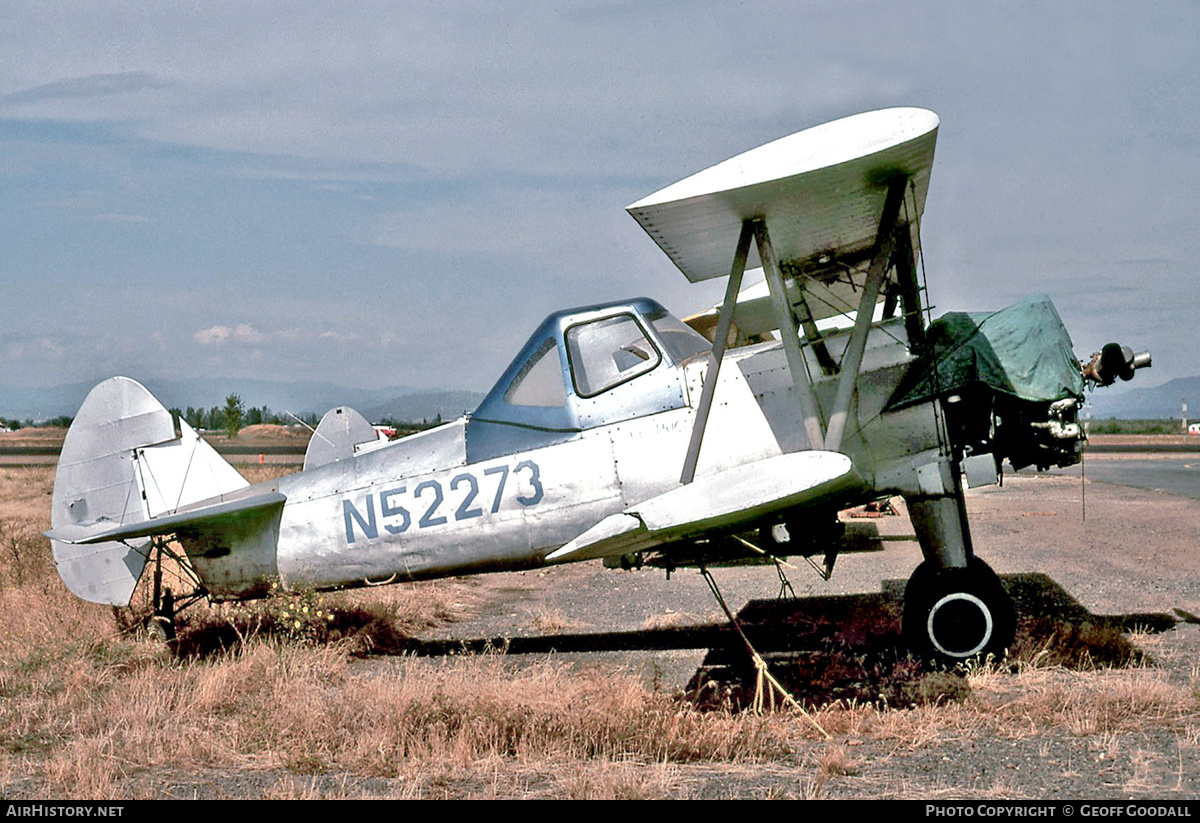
[395,573,1178,659]
[386,574,1182,707]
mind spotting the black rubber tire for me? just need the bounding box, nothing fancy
[902,557,1015,665]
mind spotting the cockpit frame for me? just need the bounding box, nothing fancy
[465,297,710,462]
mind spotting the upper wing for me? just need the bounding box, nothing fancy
[626,107,938,321]
[546,451,859,564]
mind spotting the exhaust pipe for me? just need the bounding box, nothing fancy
[1082,343,1152,387]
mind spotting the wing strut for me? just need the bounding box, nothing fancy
[756,219,827,452]
[680,217,828,483]
[680,174,912,480]
[680,222,753,484]
[824,175,909,452]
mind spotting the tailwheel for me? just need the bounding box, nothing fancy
[902,558,1015,665]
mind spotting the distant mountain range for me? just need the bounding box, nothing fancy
[1085,374,1198,421]
[4,372,1192,425]
[0,378,484,424]
[362,391,486,424]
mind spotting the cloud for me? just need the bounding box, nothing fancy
[194,326,232,345]
[193,324,370,349]
[195,324,269,346]
[3,3,1197,392]
[2,336,65,359]
[0,71,171,106]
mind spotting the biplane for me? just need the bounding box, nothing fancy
[46,108,1148,663]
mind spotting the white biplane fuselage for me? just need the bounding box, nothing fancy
[197,300,920,597]
[46,108,1148,664]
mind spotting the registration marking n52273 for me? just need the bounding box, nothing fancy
[342,460,544,544]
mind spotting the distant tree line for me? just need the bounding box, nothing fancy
[1086,418,1184,435]
[376,414,442,438]
[1,415,73,430]
[169,394,319,435]
[2,396,450,435]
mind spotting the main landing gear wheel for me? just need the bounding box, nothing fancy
[902,558,1015,666]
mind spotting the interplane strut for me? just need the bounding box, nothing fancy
[680,174,913,480]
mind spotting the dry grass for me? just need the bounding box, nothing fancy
[0,467,55,521]
[526,605,586,634]
[0,466,798,798]
[4,464,1200,798]
[970,664,1195,738]
[0,627,795,798]
[642,609,712,630]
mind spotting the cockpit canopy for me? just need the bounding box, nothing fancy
[466,298,710,462]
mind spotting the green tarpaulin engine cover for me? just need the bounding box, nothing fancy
[888,294,1084,410]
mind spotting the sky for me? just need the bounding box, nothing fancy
[2,1,1197,396]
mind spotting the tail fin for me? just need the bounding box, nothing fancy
[303,405,383,471]
[49,377,248,605]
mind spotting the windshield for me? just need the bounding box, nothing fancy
[566,313,661,397]
[502,336,566,407]
[646,308,712,363]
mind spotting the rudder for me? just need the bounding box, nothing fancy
[50,377,249,605]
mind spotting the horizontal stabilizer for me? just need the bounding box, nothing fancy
[547,451,858,563]
[46,490,286,546]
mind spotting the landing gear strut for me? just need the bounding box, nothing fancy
[145,537,177,641]
[903,490,1016,665]
[114,536,204,642]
